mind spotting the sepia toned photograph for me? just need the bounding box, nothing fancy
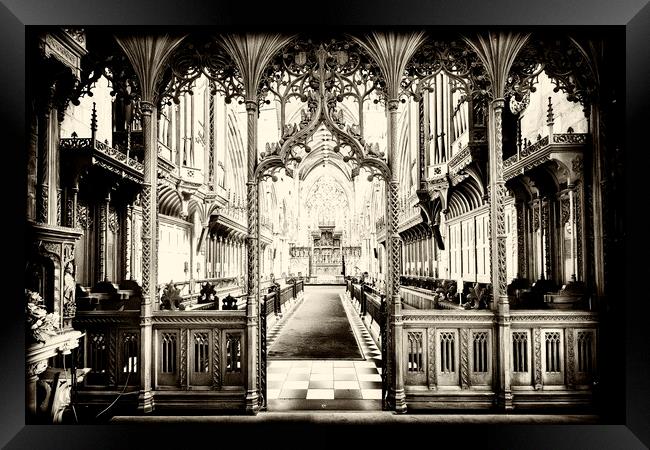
[6,1,648,446]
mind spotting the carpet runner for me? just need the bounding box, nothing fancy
[268,288,363,360]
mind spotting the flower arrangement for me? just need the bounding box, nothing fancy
[26,289,60,343]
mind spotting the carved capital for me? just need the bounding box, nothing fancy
[387,99,400,111]
[245,100,258,112]
[492,98,505,110]
[140,101,155,116]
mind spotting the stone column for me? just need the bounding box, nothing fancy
[36,91,52,225]
[138,100,158,412]
[535,198,543,279]
[412,239,416,276]
[239,240,245,279]
[568,186,577,279]
[230,239,235,277]
[245,100,260,413]
[230,239,234,277]
[425,232,431,277]
[115,34,185,413]
[130,203,137,281]
[98,192,109,282]
[386,99,406,413]
[218,236,223,277]
[125,204,132,279]
[209,235,214,277]
[489,98,513,410]
[541,197,552,280]
[419,236,424,276]
[406,239,411,275]
[70,182,79,228]
[588,104,605,298]
[412,237,417,276]
[224,238,229,277]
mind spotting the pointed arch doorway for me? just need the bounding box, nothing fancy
[249,38,394,412]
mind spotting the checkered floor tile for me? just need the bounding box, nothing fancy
[266,359,383,400]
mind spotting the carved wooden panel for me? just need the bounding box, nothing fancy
[189,329,212,387]
[469,329,492,386]
[212,329,221,389]
[437,329,459,387]
[86,331,108,386]
[510,330,532,387]
[533,327,542,390]
[460,329,470,389]
[157,330,179,387]
[541,329,564,386]
[404,329,427,386]
[180,329,188,389]
[565,328,575,388]
[574,328,597,386]
[223,330,244,387]
[118,329,139,386]
[427,328,436,389]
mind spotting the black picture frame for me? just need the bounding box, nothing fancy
[2,0,648,448]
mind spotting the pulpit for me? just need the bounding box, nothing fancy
[26,222,85,423]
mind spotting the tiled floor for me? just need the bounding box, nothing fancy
[267,359,383,401]
[266,287,383,411]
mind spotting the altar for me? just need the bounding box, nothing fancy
[289,224,361,284]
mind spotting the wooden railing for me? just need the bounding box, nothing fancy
[72,278,305,414]
[508,310,598,395]
[400,309,598,410]
[151,310,247,405]
[262,280,304,317]
[72,311,142,399]
[72,308,249,411]
[347,280,384,346]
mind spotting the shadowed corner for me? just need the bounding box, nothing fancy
[0,0,27,449]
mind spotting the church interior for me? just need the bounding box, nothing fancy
[24,26,626,424]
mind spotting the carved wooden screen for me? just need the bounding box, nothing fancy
[511,330,532,387]
[469,329,492,386]
[542,329,564,385]
[437,329,459,386]
[86,331,108,386]
[119,329,139,385]
[574,329,596,386]
[74,199,97,286]
[223,330,244,386]
[157,330,179,387]
[106,206,121,283]
[404,329,427,386]
[189,330,212,386]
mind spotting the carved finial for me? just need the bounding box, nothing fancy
[546,96,554,126]
[90,102,97,141]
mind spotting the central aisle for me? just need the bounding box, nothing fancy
[266,285,383,410]
[268,286,363,360]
